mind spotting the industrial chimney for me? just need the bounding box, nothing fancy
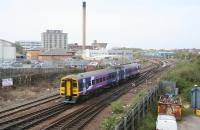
[82,1,86,51]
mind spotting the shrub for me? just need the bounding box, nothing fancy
[111,101,124,114]
[101,115,117,130]
[138,103,157,130]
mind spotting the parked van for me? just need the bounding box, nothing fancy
[156,114,177,130]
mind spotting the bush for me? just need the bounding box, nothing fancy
[162,59,200,102]
[138,103,157,130]
[182,106,193,117]
[101,115,118,130]
[111,101,124,114]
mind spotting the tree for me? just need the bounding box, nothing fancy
[14,42,25,54]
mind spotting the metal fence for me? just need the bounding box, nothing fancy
[0,68,69,79]
[0,67,86,87]
[159,81,176,95]
[114,86,159,130]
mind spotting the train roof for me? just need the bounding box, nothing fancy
[62,63,139,80]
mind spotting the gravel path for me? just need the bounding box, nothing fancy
[178,115,200,130]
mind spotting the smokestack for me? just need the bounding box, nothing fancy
[82,1,86,51]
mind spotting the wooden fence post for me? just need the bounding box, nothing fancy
[114,124,119,130]
[124,117,127,130]
[131,109,135,130]
[137,104,140,126]
[142,97,145,118]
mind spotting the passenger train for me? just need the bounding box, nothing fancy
[60,63,140,103]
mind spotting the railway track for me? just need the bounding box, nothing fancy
[0,103,73,130]
[41,64,165,130]
[0,60,172,130]
[0,93,60,120]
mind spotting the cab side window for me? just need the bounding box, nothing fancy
[61,80,66,87]
[72,80,77,87]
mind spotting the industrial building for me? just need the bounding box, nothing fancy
[68,41,107,52]
[68,43,93,51]
[26,48,42,60]
[16,41,42,51]
[41,30,68,50]
[38,49,75,61]
[84,49,134,62]
[143,50,176,58]
[0,39,16,62]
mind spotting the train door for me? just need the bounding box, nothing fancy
[83,79,87,94]
[120,70,124,80]
[66,79,72,96]
[117,70,119,81]
[64,78,79,101]
[123,69,126,79]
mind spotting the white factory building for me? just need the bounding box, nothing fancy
[84,49,134,61]
[0,39,16,62]
[16,41,42,51]
[41,30,68,50]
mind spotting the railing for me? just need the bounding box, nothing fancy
[0,68,68,79]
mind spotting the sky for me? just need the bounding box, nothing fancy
[0,0,200,49]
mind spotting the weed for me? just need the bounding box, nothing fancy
[101,115,118,130]
[111,101,124,114]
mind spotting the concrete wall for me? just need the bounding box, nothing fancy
[3,47,16,60]
[0,40,16,62]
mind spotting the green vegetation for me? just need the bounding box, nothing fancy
[101,115,118,130]
[111,101,124,114]
[14,42,26,55]
[138,57,200,129]
[162,56,200,102]
[102,56,200,130]
[101,100,125,130]
[101,90,149,130]
[138,103,157,130]
[175,51,199,61]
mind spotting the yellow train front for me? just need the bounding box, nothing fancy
[60,76,79,103]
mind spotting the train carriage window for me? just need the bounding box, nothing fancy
[106,76,109,80]
[79,82,83,90]
[100,78,102,82]
[92,80,95,85]
[96,79,100,83]
[103,77,106,81]
[88,81,91,86]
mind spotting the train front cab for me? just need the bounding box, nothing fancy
[60,78,79,103]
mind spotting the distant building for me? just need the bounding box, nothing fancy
[143,50,176,58]
[84,49,134,62]
[91,40,107,49]
[158,51,176,58]
[0,39,16,62]
[68,41,107,52]
[38,49,75,61]
[41,30,68,50]
[26,48,42,60]
[16,41,42,51]
[68,43,93,51]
